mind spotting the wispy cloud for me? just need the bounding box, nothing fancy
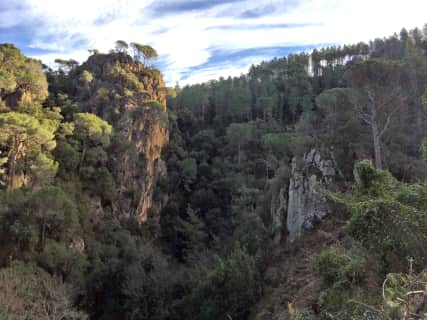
[178,45,325,83]
[147,0,244,16]
[239,4,280,19]
[206,22,322,31]
[0,0,426,85]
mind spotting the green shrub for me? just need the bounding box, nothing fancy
[344,161,427,272]
[353,160,396,197]
[314,246,368,314]
[190,245,261,320]
[314,247,367,288]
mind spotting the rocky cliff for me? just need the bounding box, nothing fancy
[271,149,338,243]
[77,53,169,221]
[120,103,169,222]
[286,149,337,241]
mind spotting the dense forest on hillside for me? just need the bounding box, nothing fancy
[1,25,427,320]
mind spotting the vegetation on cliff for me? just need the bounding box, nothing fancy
[1,24,427,320]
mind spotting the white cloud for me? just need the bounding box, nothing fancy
[6,0,427,85]
[179,54,277,85]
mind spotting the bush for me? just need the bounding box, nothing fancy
[346,162,427,272]
[36,241,88,284]
[347,199,423,271]
[190,245,261,320]
[314,247,367,288]
[313,246,368,314]
[0,261,87,319]
[353,160,396,197]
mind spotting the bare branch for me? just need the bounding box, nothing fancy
[353,102,373,125]
[365,88,376,105]
[377,89,406,110]
[406,290,425,296]
[347,299,385,315]
[379,114,393,138]
[379,103,401,138]
[382,276,389,303]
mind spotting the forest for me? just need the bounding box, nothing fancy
[1,25,427,320]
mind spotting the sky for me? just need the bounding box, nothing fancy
[1,0,427,85]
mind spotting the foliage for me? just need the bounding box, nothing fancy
[33,151,57,179]
[0,44,48,105]
[0,111,57,189]
[352,160,396,196]
[314,246,367,288]
[381,271,427,319]
[0,261,87,319]
[313,245,378,319]
[130,43,158,64]
[175,206,208,261]
[314,159,427,318]
[73,113,112,148]
[27,186,79,251]
[345,161,427,272]
[1,23,427,320]
[84,221,174,320]
[115,40,129,53]
[190,245,261,320]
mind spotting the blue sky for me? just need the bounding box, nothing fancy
[1,0,426,85]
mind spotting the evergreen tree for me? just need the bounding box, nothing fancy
[0,112,57,190]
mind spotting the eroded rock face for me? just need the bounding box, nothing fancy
[135,124,168,222]
[115,83,169,222]
[79,54,169,222]
[286,149,337,242]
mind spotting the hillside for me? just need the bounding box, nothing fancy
[1,26,427,320]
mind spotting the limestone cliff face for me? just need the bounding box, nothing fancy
[119,104,169,222]
[78,53,169,221]
[114,76,169,222]
[286,149,337,242]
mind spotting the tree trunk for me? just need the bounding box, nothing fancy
[371,122,382,170]
[7,154,16,191]
[7,148,19,191]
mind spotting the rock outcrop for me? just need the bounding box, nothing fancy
[128,106,168,222]
[114,75,169,222]
[78,53,169,222]
[286,149,337,242]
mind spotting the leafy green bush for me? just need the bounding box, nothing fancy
[37,241,87,283]
[314,246,369,316]
[190,245,261,320]
[353,160,396,197]
[347,199,425,270]
[346,161,427,272]
[314,246,367,287]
